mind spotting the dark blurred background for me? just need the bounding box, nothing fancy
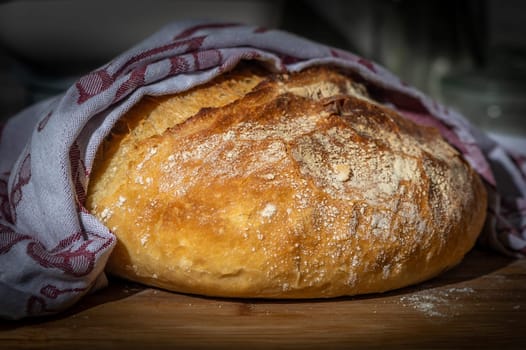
[1,0,525,145]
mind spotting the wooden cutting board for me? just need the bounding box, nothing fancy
[1,248,525,349]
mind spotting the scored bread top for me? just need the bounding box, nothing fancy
[86,63,486,298]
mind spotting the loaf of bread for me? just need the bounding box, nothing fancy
[86,63,487,298]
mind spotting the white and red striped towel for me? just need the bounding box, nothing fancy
[1,21,525,320]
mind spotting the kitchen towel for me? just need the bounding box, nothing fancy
[1,21,525,320]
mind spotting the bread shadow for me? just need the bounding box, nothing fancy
[352,246,514,302]
[0,247,512,329]
[292,246,514,304]
[180,246,515,307]
[0,278,146,330]
[208,247,514,306]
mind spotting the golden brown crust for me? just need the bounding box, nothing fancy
[86,64,487,298]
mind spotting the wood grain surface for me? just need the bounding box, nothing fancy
[1,248,525,349]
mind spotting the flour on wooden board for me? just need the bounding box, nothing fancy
[399,287,476,317]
